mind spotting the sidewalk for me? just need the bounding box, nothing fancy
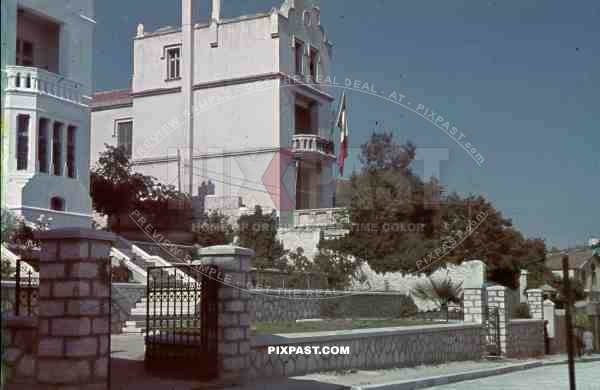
[228,354,600,390]
[109,335,600,390]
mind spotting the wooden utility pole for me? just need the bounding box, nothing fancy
[562,254,576,390]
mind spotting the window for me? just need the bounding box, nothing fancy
[16,38,34,66]
[16,114,29,170]
[294,39,304,75]
[52,122,63,175]
[38,118,49,173]
[309,47,319,81]
[116,120,133,158]
[50,196,65,211]
[67,126,76,178]
[166,46,181,80]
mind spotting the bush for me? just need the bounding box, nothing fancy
[512,302,532,319]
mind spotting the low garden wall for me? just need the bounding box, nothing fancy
[249,323,485,378]
[252,290,418,323]
[2,316,38,386]
[507,319,545,358]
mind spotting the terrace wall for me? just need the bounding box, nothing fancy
[249,323,485,378]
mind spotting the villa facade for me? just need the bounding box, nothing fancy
[1,0,95,228]
[91,0,341,237]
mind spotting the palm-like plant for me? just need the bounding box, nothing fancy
[412,276,463,321]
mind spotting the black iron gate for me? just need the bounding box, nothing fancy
[144,264,219,380]
[14,259,39,316]
[483,306,501,356]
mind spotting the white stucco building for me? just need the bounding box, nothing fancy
[1,0,95,228]
[91,0,342,240]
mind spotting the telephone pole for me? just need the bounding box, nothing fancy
[562,254,577,390]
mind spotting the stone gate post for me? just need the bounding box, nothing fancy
[486,285,509,355]
[526,289,543,320]
[462,260,486,324]
[35,228,115,390]
[193,245,254,384]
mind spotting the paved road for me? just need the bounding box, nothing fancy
[427,362,600,390]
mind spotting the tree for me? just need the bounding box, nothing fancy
[90,144,189,232]
[549,275,586,309]
[193,211,234,247]
[320,131,443,275]
[1,208,18,243]
[1,259,15,279]
[237,206,285,269]
[320,130,543,289]
[439,193,547,288]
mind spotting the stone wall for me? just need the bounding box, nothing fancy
[249,323,484,379]
[252,291,418,323]
[110,283,145,333]
[2,316,38,386]
[507,319,545,358]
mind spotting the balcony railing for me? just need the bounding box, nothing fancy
[293,207,348,227]
[291,133,335,159]
[4,65,86,105]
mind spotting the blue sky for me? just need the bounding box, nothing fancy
[94,0,599,249]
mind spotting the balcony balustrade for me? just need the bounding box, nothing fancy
[5,65,86,105]
[291,133,335,159]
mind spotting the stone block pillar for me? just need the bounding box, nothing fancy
[526,289,543,320]
[543,299,556,338]
[462,260,486,324]
[193,245,254,384]
[35,228,115,390]
[519,270,528,303]
[486,285,509,355]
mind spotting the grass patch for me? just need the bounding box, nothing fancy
[255,318,432,334]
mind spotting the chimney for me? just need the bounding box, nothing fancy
[211,0,221,23]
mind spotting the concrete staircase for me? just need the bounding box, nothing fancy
[110,236,200,334]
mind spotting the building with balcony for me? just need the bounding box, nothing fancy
[1,0,95,228]
[90,0,339,239]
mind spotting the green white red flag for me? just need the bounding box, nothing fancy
[336,91,349,176]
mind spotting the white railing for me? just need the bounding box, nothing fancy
[4,65,87,105]
[130,243,195,284]
[291,134,335,158]
[293,207,349,227]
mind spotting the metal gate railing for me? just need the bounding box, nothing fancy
[484,306,501,356]
[144,264,219,380]
[14,259,39,316]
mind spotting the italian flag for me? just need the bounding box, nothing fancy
[336,92,349,176]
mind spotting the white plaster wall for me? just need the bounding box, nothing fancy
[133,30,183,93]
[18,0,95,94]
[90,105,133,164]
[131,93,186,157]
[350,261,485,312]
[194,16,277,83]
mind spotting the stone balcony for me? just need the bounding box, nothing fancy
[290,133,336,160]
[4,65,87,106]
[293,207,348,227]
